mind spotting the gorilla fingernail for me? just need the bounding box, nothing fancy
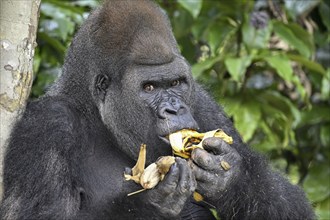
[220,160,231,171]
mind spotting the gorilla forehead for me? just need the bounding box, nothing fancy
[131,30,175,65]
[130,58,190,79]
[90,0,176,55]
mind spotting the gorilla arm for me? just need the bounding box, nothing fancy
[0,97,91,220]
[191,85,315,220]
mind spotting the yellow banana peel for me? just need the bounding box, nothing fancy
[169,129,233,158]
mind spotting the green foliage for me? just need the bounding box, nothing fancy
[33,0,329,218]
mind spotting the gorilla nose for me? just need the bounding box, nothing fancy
[158,97,185,119]
[159,104,182,118]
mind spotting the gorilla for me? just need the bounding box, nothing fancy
[0,1,314,219]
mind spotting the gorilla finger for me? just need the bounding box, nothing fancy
[202,137,232,155]
[191,148,218,171]
[124,167,132,175]
[175,158,196,194]
[160,162,179,194]
[189,160,215,182]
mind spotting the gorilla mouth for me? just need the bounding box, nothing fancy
[158,127,199,145]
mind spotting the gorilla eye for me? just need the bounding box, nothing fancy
[96,74,109,92]
[143,83,155,92]
[171,80,181,87]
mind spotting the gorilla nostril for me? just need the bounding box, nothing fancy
[158,106,179,119]
[165,107,178,115]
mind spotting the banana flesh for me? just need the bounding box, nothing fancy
[139,156,175,189]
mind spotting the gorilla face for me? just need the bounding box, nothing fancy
[132,58,198,137]
[98,45,198,162]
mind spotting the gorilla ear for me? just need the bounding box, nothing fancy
[95,74,110,102]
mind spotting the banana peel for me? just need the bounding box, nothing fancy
[169,129,233,159]
[124,143,176,196]
[124,144,146,184]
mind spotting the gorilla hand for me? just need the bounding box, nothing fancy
[145,157,196,218]
[189,137,242,202]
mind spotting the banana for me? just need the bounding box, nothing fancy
[140,163,161,189]
[156,156,176,180]
[139,156,176,189]
[125,129,233,200]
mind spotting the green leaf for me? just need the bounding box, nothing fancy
[260,104,291,147]
[287,54,326,75]
[56,18,75,41]
[233,101,262,142]
[208,20,236,55]
[242,16,272,50]
[41,3,65,19]
[264,54,307,100]
[292,75,307,101]
[284,0,320,18]
[273,21,311,58]
[222,96,242,117]
[264,54,293,81]
[178,36,195,63]
[224,56,252,82]
[72,0,99,8]
[321,69,330,100]
[177,0,202,19]
[220,94,261,141]
[191,56,222,79]
[191,17,209,39]
[315,197,330,220]
[297,106,330,128]
[259,91,300,126]
[172,8,194,39]
[254,121,280,152]
[303,162,330,202]
[257,91,299,147]
[33,48,41,74]
[319,1,330,31]
[215,0,252,20]
[38,32,66,54]
[320,125,330,147]
[45,0,85,15]
[286,23,314,55]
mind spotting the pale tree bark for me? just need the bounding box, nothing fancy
[0,0,40,199]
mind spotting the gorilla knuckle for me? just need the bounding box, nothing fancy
[203,137,223,148]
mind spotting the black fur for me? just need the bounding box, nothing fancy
[0,1,314,219]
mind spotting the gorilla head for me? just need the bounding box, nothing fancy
[51,0,198,162]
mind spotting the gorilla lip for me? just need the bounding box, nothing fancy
[159,136,170,145]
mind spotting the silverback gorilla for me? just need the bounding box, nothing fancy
[1,1,314,219]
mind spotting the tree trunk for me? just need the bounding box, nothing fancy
[0,0,40,199]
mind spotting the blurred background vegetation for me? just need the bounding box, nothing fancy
[32,0,329,218]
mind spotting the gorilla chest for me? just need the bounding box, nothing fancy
[82,146,141,204]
